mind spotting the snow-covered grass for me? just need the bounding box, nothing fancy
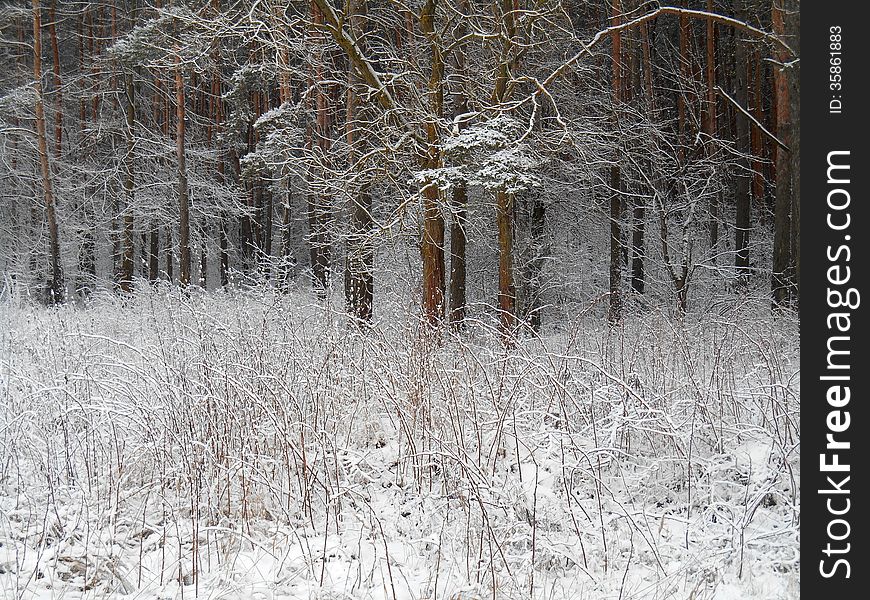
[0,285,799,599]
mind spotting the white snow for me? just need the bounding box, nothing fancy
[0,286,799,599]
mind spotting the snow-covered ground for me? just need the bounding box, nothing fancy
[0,286,799,599]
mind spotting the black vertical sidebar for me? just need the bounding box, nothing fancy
[803,1,868,597]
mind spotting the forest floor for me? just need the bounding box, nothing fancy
[0,286,799,599]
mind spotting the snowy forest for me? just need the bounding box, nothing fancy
[1,0,799,598]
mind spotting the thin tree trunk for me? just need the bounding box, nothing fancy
[280,199,292,287]
[89,9,100,123]
[771,0,792,307]
[496,188,516,334]
[76,8,95,295]
[449,184,468,327]
[448,0,470,329]
[214,91,230,287]
[421,181,446,324]
[677,8,689,161]
[48,0,62,158]
[749,45,765,207]
[632,18,655,295]
[209,26,227,287]
[263,186,273,267]
[309,2,332,295]
[345,186,374,321]
[175,54,191,286]
[241,182,254,271]
[77,10,86,132]
[199,228,208,288]
[119,67,136,292]
[33,0,64,303]
[420,0,446,326]
[609,168,622,322]
[258,89,272,275]
[220,218,229,286]
[705,0,720,259]
[608,0,623,323]
[165,228,174,281]
[734,0,751,273]
[81,228,95,290]
[344,2,374,322]
[526,195,546,332]
[149,225,159,281]
[631,205,645,294]
[107,5,122,283]
[139,232,147,278]
[250,87,264,264]
[787,1,799,304]
[491,0,518,338]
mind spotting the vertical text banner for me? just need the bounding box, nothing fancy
[804,0,868,596]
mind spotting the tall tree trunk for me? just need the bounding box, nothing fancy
[33,0,64,303]
[258,90,272,275]
[309,2,332,295]
[119,67,136,292]
[344,0,374,322]
[211,0,229,287]
[420,0,446,326]
[608,0,623,323]
[520,98,550,332]
[609,170,622,322]
[448,0,470,329]
[238,84,255,274]
[492,0,518,338]
[48,0,62,158]
[250,91,264,266]
[749,45,765,208]
[89,10,100,124]
[705,0,720,259]
[632,18,655,295]
[733,0,751,274]
[677,8,689,161]
[787,2,799,304]
[75,10,94,295]
[152,40,168,284]
[108,5,122,284]
[175,54,191,286]
[771,0,793,306]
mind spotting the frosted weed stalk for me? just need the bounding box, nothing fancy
[0,286,798,599]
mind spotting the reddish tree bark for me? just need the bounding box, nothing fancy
[33,0,64,303]
[705,0,720,257]
[771,0,797,306]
